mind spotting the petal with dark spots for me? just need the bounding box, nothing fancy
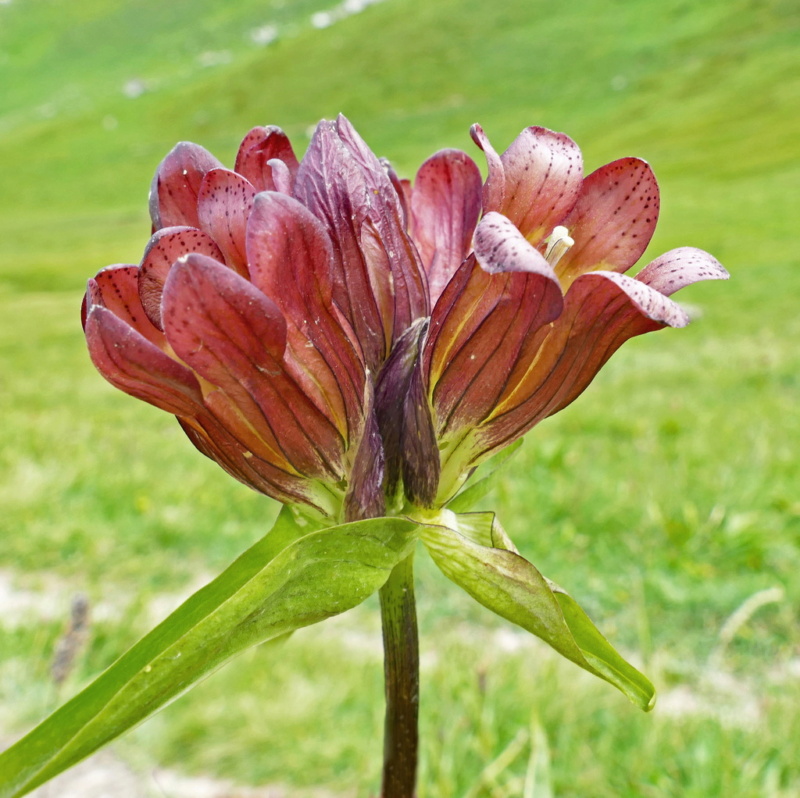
[197,168,257,276]
[498,126,583,246]
[138,226,224,329]
[149,142,223,230]
[556,158,660,286]
[410,148,483,306]
[85,265,164,347]
[85,305,203,417]
[234,125,300,192]
[636,247,729,296]
[161,253,344,480]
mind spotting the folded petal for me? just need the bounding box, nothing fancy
[234,125,300,193]
[138,226,224,329]
[197,168,257,277]
[85,305,203,417]
[497,126,583,246]
[294,116,428,372]
[85,265,165,348]
[635,246,729,296]
[246,191,366,439]
[162,253,345,480]
[149,142,223,230]
[410,148,482,306]
[556,158,659,287]
[425,214,563,441]
[480,271,691,453]
[470,123,505,213]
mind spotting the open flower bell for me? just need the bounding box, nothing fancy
[84,114,727,522]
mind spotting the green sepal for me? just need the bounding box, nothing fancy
[420,511,655,711]
[446,439,523,514]
[0,508,419,798]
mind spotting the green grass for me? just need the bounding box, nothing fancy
[1,0,799,794]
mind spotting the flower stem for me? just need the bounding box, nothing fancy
[379,552,419,798]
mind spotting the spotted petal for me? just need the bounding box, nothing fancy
[149,142,223,230]
[234,125,300,193]
[636,247,729,295]
[556,158,660,287]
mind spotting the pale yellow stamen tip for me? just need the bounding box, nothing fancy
[544,225,574,268]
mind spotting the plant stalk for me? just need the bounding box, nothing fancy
[379,552,419,798]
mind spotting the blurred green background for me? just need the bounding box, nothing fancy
[1,0,798,795]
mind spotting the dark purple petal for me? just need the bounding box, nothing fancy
[294,116,429,372]
[138,226,224,329]
[197,168,257,276]
[636,247,729,295]
[343,384,386,522]
[149,142,223,230]
[246,191,367,439]
[85,305,203,417]
[375,319,438,505]
[410,149,482,306]
[162,253,345,480]
[234,125,300,193]
[556,158,660,286]
[499,126,583,246]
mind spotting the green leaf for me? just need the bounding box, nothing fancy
[446,439,523,514]
[420,512,655,711]
[0,508,419,798]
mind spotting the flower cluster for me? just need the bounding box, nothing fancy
[83,115,727,521]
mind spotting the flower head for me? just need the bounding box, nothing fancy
[83,116,727,518]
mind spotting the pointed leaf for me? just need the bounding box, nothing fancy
[0,509,419,798]
[446,439,523,513]
[421,513,655,710]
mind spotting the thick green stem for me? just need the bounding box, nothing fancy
[379,552,419,798]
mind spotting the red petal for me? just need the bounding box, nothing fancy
[482,271,691,452]
[149,142,223,230]
[246,191,366,439]
[85,305,202,417]
[556,158,660,287]
[636,247,729,296]
[234,125,300,192]
[499,126,583,246]
[161,254,344,480]
[425,217,563,440]
[410,149,482,306]
[138,226,224,329]
[197,168,257,276]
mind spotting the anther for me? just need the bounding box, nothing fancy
[544,225,575,268]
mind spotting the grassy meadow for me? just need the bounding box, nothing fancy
[1,0,799,795]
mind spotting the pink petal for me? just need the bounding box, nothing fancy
[197,168,257,277]
[234,125,299,192]
[499,126,583,246]
[470,123,505,213]
[85,265,164,347]
[85,305,203,417]
[636,247,729,296]
[149,142,223,230]
[138,226,224,330]
[161,253,344,480]
[410,148,483,306]
[246,191,366,439]
[556,158,660,286]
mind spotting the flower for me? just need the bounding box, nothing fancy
[83,116,727,518]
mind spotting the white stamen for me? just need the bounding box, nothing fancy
[544,225,574,268]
